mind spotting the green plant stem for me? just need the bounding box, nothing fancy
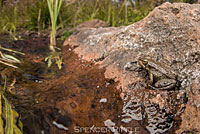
[47,0,63,52]
[0,46,25,55]
[0,92,3,134]
[0,60,18,68]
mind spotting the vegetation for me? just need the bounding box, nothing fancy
[45,0,63,69]
[0,0,198,42]
[59,0,154,27]
[26,0,50,32]
[0,78,23,134]
[1,0,198,35]
[0,46,24,69]
[47,0,63,52]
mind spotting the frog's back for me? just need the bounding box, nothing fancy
[140,57,177,79]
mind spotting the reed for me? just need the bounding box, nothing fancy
[45,0,63,69]
[47,0,63,52]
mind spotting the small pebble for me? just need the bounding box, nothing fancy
[52,121,68,131]
[100,98,107,103]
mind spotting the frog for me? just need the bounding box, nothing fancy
[138,57,178,90]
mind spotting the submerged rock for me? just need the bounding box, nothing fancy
[64,2,200,134]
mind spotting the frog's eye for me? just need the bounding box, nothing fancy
[142,60,148,65]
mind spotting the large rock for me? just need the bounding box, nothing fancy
[64,2,200,134]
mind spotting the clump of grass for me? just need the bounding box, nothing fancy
[45,0,63,69]
[26,0,50,32]
[47,0,63,52]
[0,0,33,37]
[1,0,199,36]
[1,0,198,36]
[0,3,18,39]
[60,0,154,28]
[2,7,18,40]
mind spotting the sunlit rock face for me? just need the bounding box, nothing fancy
[64,2,200,134]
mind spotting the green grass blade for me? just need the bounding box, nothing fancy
[0,46,25,55]
[47,0,53,21]
[13,110,23,133]
[5,97,14,134]
[58,0,63,13]
[3,54,21,63]
[1,78,23,134]
[0,93,4,134]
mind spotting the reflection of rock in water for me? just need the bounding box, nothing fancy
[121,90,185,134]
[122,94,143,122]
[145,104,173,134]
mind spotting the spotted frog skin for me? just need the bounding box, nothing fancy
[138,57,178,90]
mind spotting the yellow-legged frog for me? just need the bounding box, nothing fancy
[138,57,178,90]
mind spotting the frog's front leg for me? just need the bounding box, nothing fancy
[148,70,154,85]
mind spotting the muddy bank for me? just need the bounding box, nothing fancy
[64,2,200,134]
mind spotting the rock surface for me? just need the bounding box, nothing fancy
[64,2,200,134]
